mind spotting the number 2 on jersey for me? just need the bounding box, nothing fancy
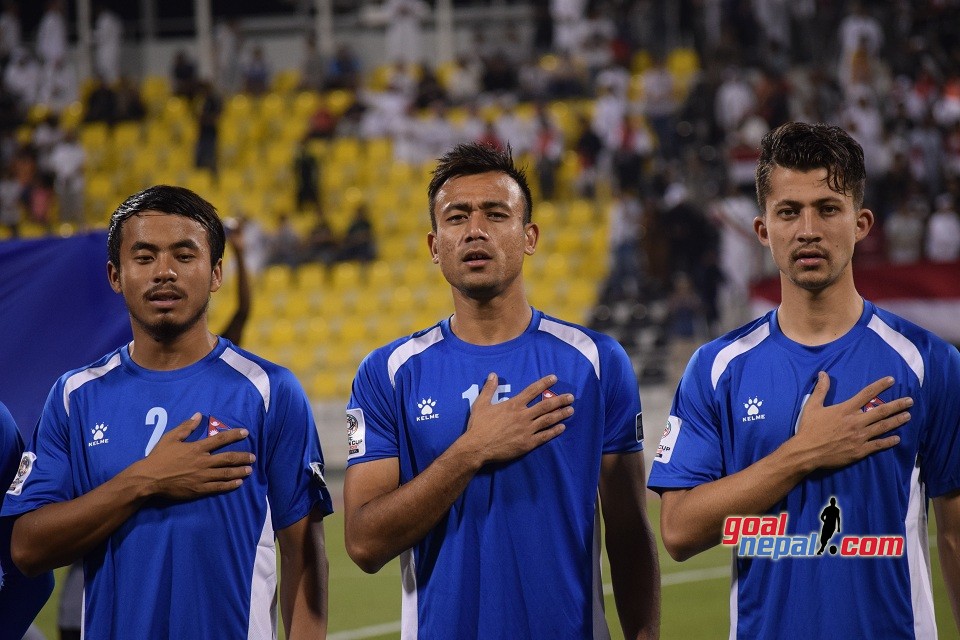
[144,407,168,456]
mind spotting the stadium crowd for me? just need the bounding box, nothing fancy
[0,1,958,340]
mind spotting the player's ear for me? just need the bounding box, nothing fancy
[210,258,223,292]
[754,215,769,247]
[524,222,538,255]
[107,261,122,293]
[427,231,439,264]
[854,207,874,242]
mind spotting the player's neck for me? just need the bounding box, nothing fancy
[776,275,863,346]
[449,286,532,346]
[128,322,218,370]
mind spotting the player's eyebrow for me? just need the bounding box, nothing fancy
[772,196,844,208]
[443,200,510,213]
[129,239,201,252]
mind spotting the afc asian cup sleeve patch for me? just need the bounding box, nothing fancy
[654,415,681,464]
[635,412,643,443]
[7,451,36,496]
[346,408,366,460]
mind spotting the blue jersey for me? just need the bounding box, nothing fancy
[2,338,333,640]
[347,309,643,639]
[648,300,960,639]
[0,401,54,639]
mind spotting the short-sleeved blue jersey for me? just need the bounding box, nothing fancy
[2,338,333,640]
[0,401,54,639]
[648,300,960,639]
[347,309,643,639]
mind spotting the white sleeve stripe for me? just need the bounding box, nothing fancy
[220,348,271,412]
[62,353,122,416]
[537,318,601,379]
[387,327,444,387]
[710,323,770,390]
[867,315,925,386]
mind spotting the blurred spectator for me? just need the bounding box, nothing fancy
[171,49,197,98]
[37,57,77,114]
[926,193,960,262]
[477,119,504,152]
[93,4,122,84]
[885,198,927,264]
[611,113,654,194]
[269,212,303,279]
[48,129,84,229]
[666,271,703,387]
[531,102,563,200]
[715,66,756,140]
[4,48,39,110]
[573,112,603,198]
[0,161,19,236]
[414,66,447,110]
[337,203,376,263]
[294,139,319,209]
[194,81,221,174]
[417,101,458,161]
[384,0,429,65]
[32,113,61,169]
[113,76,145,121]
[326,45,361,91]
[306,98,338,139]
[482,51,520,94]
[220,217,252,346]
[494,100,533,156]
[576,6,615,80]
[550,0,586,54]
[445,56,482,105]
[27,171,54,231]
[601,187,643,303]
[36,0,67,68]
[545,50,588,99]
[710,183,763,331]
[299,33,325,92]
[638,54,679,159]
[242,45,270,95]
[84,75,117,123]
[214,18,242,95]
[0,1,20,68]
[838,2,883,82]
[305,206,338,269]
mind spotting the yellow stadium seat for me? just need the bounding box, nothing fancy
[310,370,339,399]
[293,91,321,119]
[271,69,301,94]
[325,89,355,117]
[59,101,85,130]
[330,262,362,291]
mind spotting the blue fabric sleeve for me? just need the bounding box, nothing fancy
[346,350,400,466]
[919,342,960,498]
[600,338,644,454]
[265,370,334,531]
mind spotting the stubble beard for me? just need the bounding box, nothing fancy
[129,296,210,343]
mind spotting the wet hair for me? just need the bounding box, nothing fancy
[107,185,225,269]
[427,142,533,231]
[755,122,866,211]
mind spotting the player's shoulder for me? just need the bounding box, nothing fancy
[358,321,446,384]
[691,312,775,385]
[865,301,954,354]
[534,310,629,373]
[218,339,301,389]
[56,346,126,397]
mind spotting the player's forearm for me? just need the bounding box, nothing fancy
[279,512,329,638]
[938,527,960,631]
[606,517,661,639]
[346,443,483,573]
[660,440,814,561]
[10,468,153,575]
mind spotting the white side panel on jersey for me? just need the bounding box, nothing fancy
[247,502,278,640]
[904,457,937,639]
[388,327,444,388]
[221,348,272,412]
[62,353,121,416]
[538,318,601,379]
[867,314,925,386]
[400,548,419,639]
[710,323,770,390]
[728,553,739,640]
[591,499,612,640]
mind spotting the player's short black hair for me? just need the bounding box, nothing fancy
[755,122,866,211]
[107,185,225,269]
[427,142,533,231]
